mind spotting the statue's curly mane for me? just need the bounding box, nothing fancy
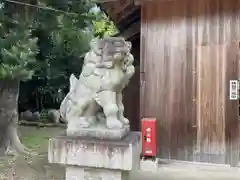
[90,38,131,58]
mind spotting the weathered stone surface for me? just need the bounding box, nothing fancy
[48,109,61,123]
[20,110,33,121]
[67,121,130,140]
[48,131,140,171]
[32,111,41,121]
[66,166,129,180]
[59,37,135,140]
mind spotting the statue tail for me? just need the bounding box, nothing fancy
[60,96,68,122]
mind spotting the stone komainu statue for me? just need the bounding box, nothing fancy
[60,37,135,132]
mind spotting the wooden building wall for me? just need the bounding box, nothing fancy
[141,0,239,163]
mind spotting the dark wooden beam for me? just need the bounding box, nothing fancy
[128,32,140,42]
[111,0,133,15]
[95,0,162,6]
[98,0,140,29]
[98,0,140,40]
[117,7,140,31]
[115,1,137,23]
[117,21,140,39]
[97,3,115,23]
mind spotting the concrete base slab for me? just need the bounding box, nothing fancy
[138,158,240,179]
[131,170,240,180]
[66,166,129,180]
[140,159,158,172]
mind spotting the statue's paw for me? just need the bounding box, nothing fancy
[126,65,135,77]
[78,119,91,128]
[120,117,129,125]
[106,118,123,129]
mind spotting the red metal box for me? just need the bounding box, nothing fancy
[141,118,157,157]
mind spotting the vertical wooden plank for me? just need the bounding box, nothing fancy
[140,4,146,121]
[224,44,239,166]
[238,45,240,165]
[196,45,226,163]
[238,46,240,166]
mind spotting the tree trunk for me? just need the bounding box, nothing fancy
[0,79,27,156]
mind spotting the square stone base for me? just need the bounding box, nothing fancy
[48,131,140,171]
[66,166,129,180]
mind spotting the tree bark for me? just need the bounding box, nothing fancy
[0,79,27,156]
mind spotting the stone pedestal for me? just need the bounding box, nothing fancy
[48,132,140,180]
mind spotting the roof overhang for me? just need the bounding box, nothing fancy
[96,0,140,40]
[95,0,169,5]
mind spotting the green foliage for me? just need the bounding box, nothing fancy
[92,11,118,38]
[33,13,93,107]
[0,0,119,111]
[0,29,39,80]
[0,1,39,80]
[0,0,95,81]
[39,109,50,123]
[50,14,92,60]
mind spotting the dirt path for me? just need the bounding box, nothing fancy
[0,126,65,180]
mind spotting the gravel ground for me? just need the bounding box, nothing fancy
[0,126,65,180]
